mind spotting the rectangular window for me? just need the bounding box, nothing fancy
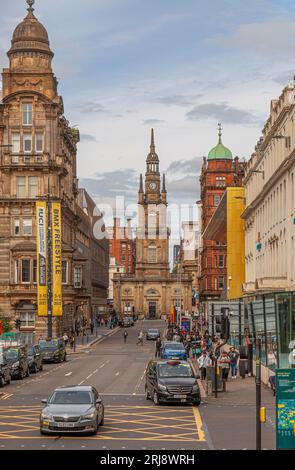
[14,219,20,236]
[74,266,82,288]
[36,133,44,153]
[218,277,224,289]
[16,176,26,198]
[22,103,32,126]
[24,133,32,152]
[20,312,35,328]
[28,176,38,198]
[218,255,224,268]
[12,132,20,153]
[62,261,68,284]
[33,259,37,284]
[21,259,31,283]
[23,218,32,236]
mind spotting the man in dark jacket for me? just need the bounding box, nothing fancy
[155,337,162,358]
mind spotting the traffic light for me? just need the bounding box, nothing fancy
[15,318,21,330]
[215,307,230,341]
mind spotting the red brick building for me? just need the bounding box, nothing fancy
[199,125,245,301]
[107,218,135,274]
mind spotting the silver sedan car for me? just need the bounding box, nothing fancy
[40,385,104,435]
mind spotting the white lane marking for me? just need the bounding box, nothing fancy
[86,373,93,380]
[99,363,105,369]
[78,380,85,385]
[115,372,120,376]
[93,369,98,374]
[65,372,72,377]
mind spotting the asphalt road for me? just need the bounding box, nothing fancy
[0,320,276,450]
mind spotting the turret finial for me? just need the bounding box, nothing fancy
[218,122,222,144]
[26,0,35,11]
[150,128,155,151]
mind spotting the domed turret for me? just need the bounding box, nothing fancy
[8,0,53,62]
[208,123,233,160]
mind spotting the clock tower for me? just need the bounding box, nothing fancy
[136,129,169,279]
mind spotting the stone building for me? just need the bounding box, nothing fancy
[0,1,108,340]
[199,124,245,303]
[113,130,192,319]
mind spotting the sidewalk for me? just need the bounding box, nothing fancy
[67,326,120,354]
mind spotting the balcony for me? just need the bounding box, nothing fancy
[3,153,49,167]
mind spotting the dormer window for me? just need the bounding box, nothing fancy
[22,103,32,126]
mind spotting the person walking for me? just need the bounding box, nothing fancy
[63,332,69,347]
[197,350,212,380]
[69,334,74,350]
[218,351,231,382]
[229,346,239,379]
[155,337,162,358]
[123,329,128,343]
[137,331,144,346]
[90,320,94,335]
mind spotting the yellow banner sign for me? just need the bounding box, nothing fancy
[51,202,62,316]
[36,201,48,316]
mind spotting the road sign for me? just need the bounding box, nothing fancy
[276,368,295,449]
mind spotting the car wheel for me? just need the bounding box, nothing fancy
[153,391,160,406]
[33,364,38,374]
[92,418,99,435]
[100,412,104,426]
[0,377,5,388]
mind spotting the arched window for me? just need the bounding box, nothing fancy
[148,243,157,262]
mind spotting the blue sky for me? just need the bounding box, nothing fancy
[2,0,295,227]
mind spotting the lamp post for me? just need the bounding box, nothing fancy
[256,336,262,450]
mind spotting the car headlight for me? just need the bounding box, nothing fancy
[158,383,167,391]
[12,361,20,368]
[84,412,95,420]
[41,412,52,420]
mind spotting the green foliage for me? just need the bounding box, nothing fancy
[0,317,12,333]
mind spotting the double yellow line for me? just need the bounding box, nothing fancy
[0,393,13,400]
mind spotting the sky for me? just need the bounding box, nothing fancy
[2,0,295,233]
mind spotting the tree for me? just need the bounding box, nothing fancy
[0,317,12,333]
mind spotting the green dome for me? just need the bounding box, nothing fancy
[208,124,233,160]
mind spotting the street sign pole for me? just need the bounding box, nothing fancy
[256,337,262,450]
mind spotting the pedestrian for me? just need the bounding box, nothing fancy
[155,337,162,358]
[90,320,94,335]
[229,346,239,378]
[62,332,69,347]
[100,318,104,327]
[218,351,231,382]
[137,331,144,346]
[197,350,212,380]
[69,335,74,349]
[123,329,128,343]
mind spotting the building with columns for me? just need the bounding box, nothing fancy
[113,130,192,319]
[0,1,108,340]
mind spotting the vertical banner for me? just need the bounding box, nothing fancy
[36,201,48,316]
[51,202,62,316]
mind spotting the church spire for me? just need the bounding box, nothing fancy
[218,122,222,144]
[146,128,159,164]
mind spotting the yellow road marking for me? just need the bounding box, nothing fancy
[193,406,206,442]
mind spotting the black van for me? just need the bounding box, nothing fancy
[4,345,30,380]
[38,338,67,363]
[145,359,201,406]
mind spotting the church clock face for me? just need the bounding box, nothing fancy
[149,181,156,190]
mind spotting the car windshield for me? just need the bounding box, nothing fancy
[148,330,158,333]
[158,363,194,378]
[49,390,93,405]
[164,343,184,351]
[39,340,58,350]
[4,348,19,360]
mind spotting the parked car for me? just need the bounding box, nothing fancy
[38,338,67,363]
[146,328,160,340]
[3,345,30,380]
[0,352,11,387]
[28,344,43,373]
[145,359,201,406]
[121,317,132,328]
[40,385,104,435]
[161,341,187,361]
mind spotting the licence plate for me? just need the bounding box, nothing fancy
[174,394,187,399]
[56,422,75,428]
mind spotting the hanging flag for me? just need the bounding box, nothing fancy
[36,201,48,316]
[51,202,62,316]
